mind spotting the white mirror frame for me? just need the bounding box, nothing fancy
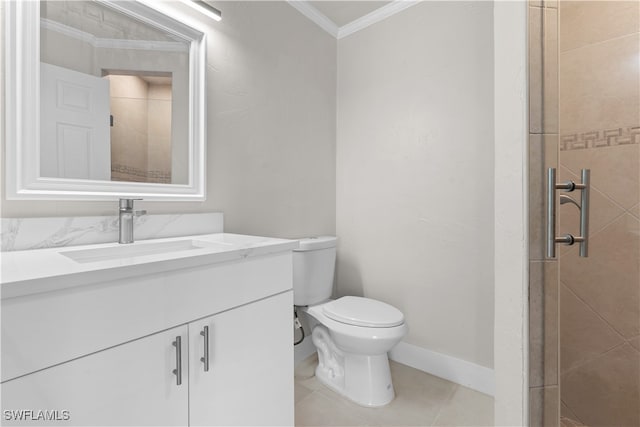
[4,0,207,201]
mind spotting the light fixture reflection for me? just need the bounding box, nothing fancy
[186,0,222,21]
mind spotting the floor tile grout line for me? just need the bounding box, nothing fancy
[559,278,639,372]
[295,387,371,427]
[560,31,640,55]
[560,397,585,425]
[302,380,389,426]
[294,386,320,408]
[429,384,459,427]
[561,341,628,377]
[557,209,629,258]
[627,339,640,355]
[559,279,628,344]
[529,384,556,390]
[295,358,494,427]
[558,164,633,214]
[628,203,640,220]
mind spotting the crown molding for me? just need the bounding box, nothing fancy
[337,1,420,39]
[286,1,339,38]
[287,0,420,40]
[41,18,189,52]
[41,18,95,43]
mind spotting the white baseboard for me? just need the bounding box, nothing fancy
[389,341,495,396]
[294,336,317,366]
[294,337,495,396]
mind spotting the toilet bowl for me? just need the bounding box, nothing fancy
[301,296,408,407]
[293,236,407,407]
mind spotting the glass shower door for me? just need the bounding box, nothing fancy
[556,2,639,426]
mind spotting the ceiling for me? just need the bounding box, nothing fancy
[306,1,393,27]
[41,0,183,42]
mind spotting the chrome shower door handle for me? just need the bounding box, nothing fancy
[547,168,558,258]
[546,168,590,258]
[172,336,182,386]
[579,169,590,257]
[200,325,209,372]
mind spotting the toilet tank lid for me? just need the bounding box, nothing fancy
[323,296,404,328]
[294,236,337,251]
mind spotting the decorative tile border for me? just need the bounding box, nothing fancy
[111,163,172,184]
[1,212,223,252]
[561,125,640,151]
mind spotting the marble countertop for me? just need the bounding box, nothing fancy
[1,233,299,299]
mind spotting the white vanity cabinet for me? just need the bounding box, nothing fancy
[2,325,190,426]
[0,234,298,427]
[2,292,293,427]
[189,291,293,426]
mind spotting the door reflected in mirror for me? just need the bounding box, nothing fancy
[40,0,190,185]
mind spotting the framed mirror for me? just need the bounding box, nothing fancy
[4,0,207,200]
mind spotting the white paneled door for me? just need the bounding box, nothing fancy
[40,62,111,180]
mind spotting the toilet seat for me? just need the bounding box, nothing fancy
[322,296,404,328]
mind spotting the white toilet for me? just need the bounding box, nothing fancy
[294,236,408,407]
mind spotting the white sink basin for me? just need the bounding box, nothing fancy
[61,239,223,264]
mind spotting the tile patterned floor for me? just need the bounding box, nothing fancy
[294,354,494,427]
[561,416,587,427]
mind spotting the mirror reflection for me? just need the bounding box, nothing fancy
[40,0,190,184]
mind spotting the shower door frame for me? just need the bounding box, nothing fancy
[493,1,530,426]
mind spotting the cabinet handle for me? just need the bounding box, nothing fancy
[200,326,209,372]
[172,336,182,386]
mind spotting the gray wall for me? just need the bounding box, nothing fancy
[336,1,495,368]
[2,0,498,372]
[1,1,337,240]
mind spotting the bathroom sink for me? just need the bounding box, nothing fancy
[60,239,221,264]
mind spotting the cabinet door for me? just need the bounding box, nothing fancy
[1,325,188,426]
[189,291,294,426]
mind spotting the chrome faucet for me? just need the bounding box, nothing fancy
[119,199,147,244]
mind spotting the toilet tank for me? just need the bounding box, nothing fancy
[293,236,337,306]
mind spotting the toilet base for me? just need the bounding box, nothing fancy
[312,325,395,407]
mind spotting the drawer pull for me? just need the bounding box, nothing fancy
[200,326,210,372]
[172,336,182,386]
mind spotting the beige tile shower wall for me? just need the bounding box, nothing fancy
[528,1,560,426]
[108,75,150,182]
[147,84,172,183]
[558,2,640,426]
[1,2,337,240]
[336,2,494,368]
[94,48,190,185]
[110,80,172,184]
